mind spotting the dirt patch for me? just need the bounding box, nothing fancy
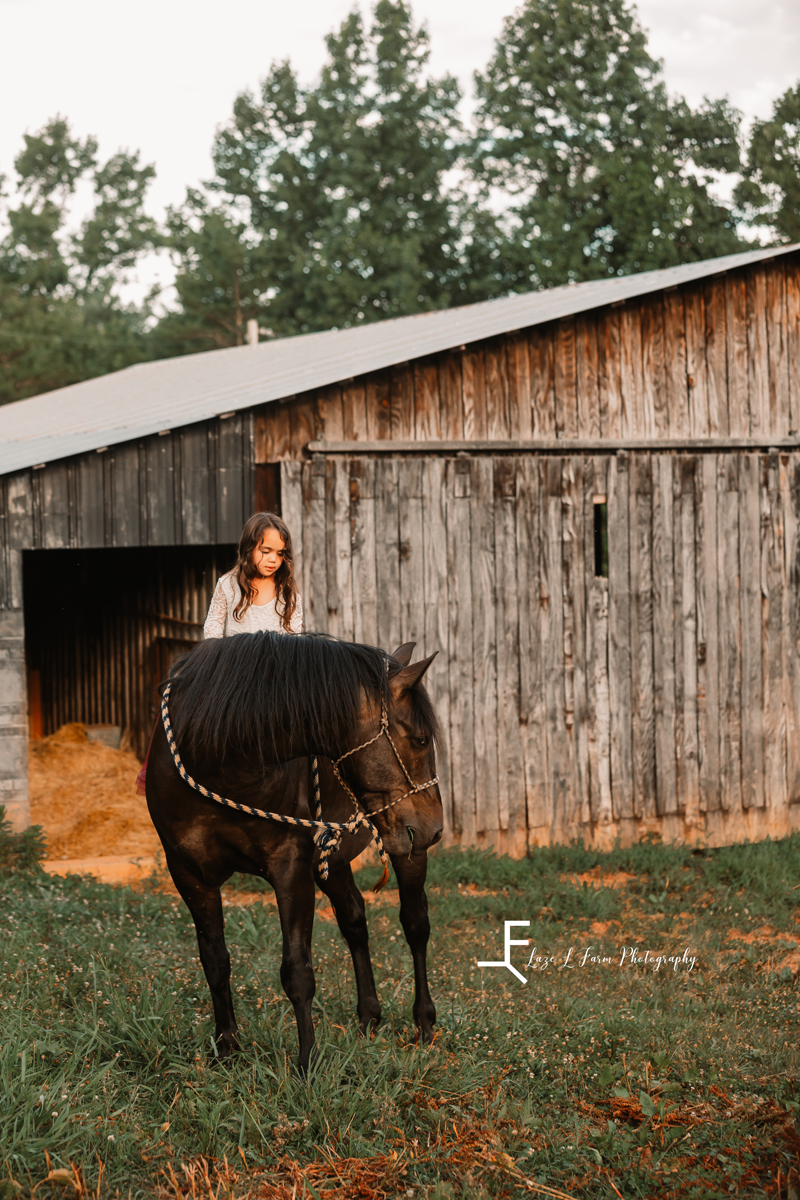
[561,866,639,889]
[29,723,160,860]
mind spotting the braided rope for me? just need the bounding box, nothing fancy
[159,683,438,893]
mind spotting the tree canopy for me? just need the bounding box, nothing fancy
[471,0,745,289]
[1,0,799,402]
[0,117,159,404]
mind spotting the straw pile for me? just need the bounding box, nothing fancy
[28,724,160,859]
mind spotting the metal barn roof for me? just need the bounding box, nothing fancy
[1,243,797,476]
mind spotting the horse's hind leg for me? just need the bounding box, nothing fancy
[391,852,436,1043]
[163,847,240,1058]
[315,858,381,1035]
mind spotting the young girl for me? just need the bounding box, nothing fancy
[136,513,302,794]
[203,512,304,638]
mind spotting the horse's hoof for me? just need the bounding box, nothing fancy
[212,1032,241,1062]
[357,1013,382,1038]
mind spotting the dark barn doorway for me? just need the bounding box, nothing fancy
[23,544,235,757]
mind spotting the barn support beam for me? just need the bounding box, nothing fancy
[307,437,800,455]
[0,551,29,831]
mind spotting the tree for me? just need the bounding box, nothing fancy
[0,117,159,405]
[472,0,745,288]
[158,0,507,350]
[736,83,800,244]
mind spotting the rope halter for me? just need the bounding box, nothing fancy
[159,682,438,893]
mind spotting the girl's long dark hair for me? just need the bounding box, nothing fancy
[232,512,299,631]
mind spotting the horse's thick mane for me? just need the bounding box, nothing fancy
[167,632,439,767]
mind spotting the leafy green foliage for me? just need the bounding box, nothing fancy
[737,83,800,243]
[472,0,745,287]
[156,0,507,352]
[0,117,159,405]
[1,837,798,1196]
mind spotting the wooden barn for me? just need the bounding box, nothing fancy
[2,243,800,854]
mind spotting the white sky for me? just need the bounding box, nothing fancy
[1,0,798,300]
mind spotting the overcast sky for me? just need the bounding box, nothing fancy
[2,0,797,297]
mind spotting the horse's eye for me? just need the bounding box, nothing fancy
[414,736,429,748]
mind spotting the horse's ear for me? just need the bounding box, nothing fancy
[389,652,437,696]
[390,641,416,667]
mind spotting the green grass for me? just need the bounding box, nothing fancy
[2,810,800,1198]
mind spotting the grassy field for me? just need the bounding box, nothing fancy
[2,811,800,1199]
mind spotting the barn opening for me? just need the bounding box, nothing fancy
[23,544,235,757]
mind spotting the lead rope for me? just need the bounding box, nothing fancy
[159,683,437,894]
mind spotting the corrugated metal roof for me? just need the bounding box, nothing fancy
[1,242,797,476]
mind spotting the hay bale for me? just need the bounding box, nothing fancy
[29,724,161,860]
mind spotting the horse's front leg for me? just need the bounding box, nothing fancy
[390,852,436,1042]
[315,857,381,1035]
[163,846,240,1058]
[272,851,317,1073]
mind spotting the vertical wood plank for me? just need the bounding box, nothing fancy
[529,327,556,436]
[324,457,354,640]
[397,458,425,646]
[674,456,700,825]
[652,454,678,815]
[438,353,464,440]
[470,456,499,835]
[390,365,415,440]
[575,315,600,439]
[696,454,722,812]
[349,458,378,646]
[555,319,578,439]
[585,457,612,825]
[717,455,742,813]
[507,334,532,439]
[216,415,246,542]
[618,307,642,438]
[178,426,211,545]
[516,456,549,833]
[739,453,765,808]
[607,453,633,818]
[783,457,800,802]
[493,457,524,835]
[663,291,690,436]
[597,311,622,438]
[763,453,788,814]
[342,381,368,442]
[767,262,790,439]
[484,340,510,439]
[259,402,292,461]
[77,452,107,547]
[445,457,477,843]
[422,458,453,841]
[302,457,328,632]
[365,371,391,442]
[462,348,487,439]
[374,458,400,652]
[629,455,655,819]
[42,463,71,549]
[640,297,665,438]
[290,393,318,458]
[746,266,770,438]
[414,360,441,440]
[318,384,345,443]
[565,456,591,828]
[684,286,710,437]
[787,262,800,435]
[541,456,571,831]
[280,461,304,597]
[704,278,729,437]
[725,274,750,438]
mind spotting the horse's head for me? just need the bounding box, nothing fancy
[342,642,443,858]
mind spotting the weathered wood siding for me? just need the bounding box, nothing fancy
[255,258,800,463]
[286,451,800,850]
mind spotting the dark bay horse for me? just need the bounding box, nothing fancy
[145,634,443,1071]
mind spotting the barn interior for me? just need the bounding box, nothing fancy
[23,544,235,757]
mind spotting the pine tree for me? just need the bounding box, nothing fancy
[472,0,744,288]
[159,1,507,349]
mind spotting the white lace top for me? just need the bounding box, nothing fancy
[203,570,304,638]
